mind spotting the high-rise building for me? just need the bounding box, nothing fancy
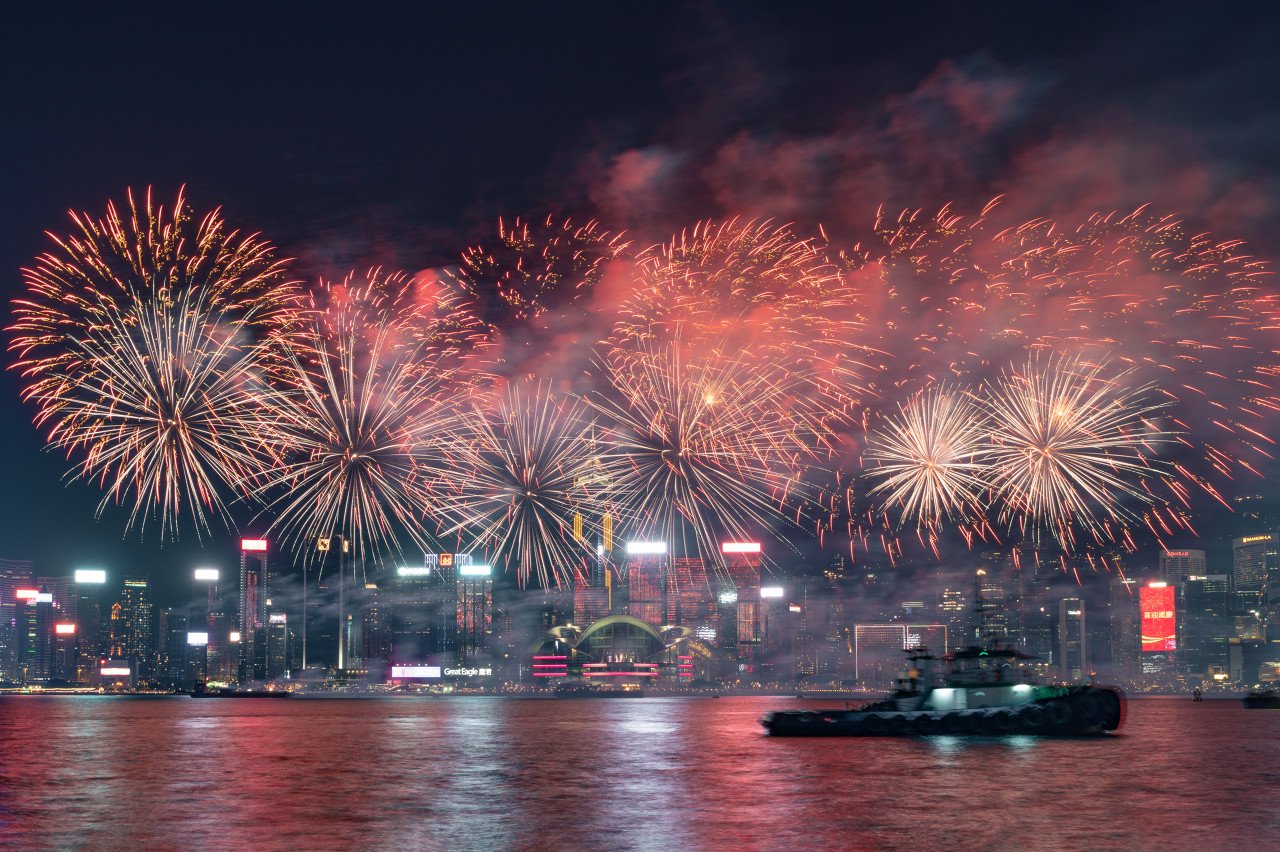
[161,608,190,688]
[1160,549,1207,584]
[0,560,36,683]
[16,587,54,682]
[1139,580,1177,679]
[1232,534,1277,612]
[721,543,763,676]
[110,577,153,683]
[1109,577,1140,680]
[239,538,270,681]
[73,569,108,683]
[1180,575,1232,676]
[390,554,462,671]
[1058,597,1087,681]
[265,611,290,679]
[357,583,391,677]
[456,563,493,666]
[625,542,668,628]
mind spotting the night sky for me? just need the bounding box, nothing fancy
[3,3,1278,603]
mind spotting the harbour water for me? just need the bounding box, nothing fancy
[1,695,1276,850]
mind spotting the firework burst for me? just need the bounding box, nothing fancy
[248,271,464,563]
[590,330,817,564]
[436,379,610,588]
[983,352,1175,548]
[865,386,991,529]
[9,188,298,539]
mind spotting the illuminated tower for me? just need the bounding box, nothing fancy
[456,562,493,666]
[239,538,269,681]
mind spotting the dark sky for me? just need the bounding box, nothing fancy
[3,3,1278,603]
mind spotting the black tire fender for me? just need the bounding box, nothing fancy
[1045,699,1073,728]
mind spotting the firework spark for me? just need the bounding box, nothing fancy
[454,215,630,327]
[9,188,298,539]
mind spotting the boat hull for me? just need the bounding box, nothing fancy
[1242,693,1280,709]
[762,686,1124,737]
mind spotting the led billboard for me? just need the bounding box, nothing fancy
[397,566,431,577]
[55,623,76,635]
[390,665,442,679]
[194,568,220,581]
[241,539,268,552]
[458,564,492,577]
[187,631,210,645]
[626,541,667,555]
[721,542,762,554]
[1140,583,1176,652]
[760,586,785,598]
[74,569,106,584]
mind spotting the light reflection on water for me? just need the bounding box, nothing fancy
[0,696,1277,850]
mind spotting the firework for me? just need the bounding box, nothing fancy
[865,386,991,529]
[982,353,1175,548]
[454,215,630,328]
[247,271,465,563]
[9,188,297,539]
[435,379,610,588]
[589,330,817,564]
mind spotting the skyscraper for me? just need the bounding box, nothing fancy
[1160,549,1207,584]
[73,569,108,684]
[1109,577,1140,680]
[110,578,153,683]
[625,541,668,628]
[390,554,460,670]
[1058,597,1088,681]
[721,542,763,674]
[456,563,493,666]
[16,587,54,682]
[1232,534,1277,614]
[0,559,35,683]
[1180,575,1232,677]
[239,538,270,681]
[266,611,290,679]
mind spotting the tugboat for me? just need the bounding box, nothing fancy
[762,646,1124,736]
[761,570,1125,737]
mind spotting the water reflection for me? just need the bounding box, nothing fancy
[1,696,1278,848]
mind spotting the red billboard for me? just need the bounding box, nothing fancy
[1140,584,1176,652]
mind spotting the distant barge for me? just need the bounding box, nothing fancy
[189,688,291,699]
